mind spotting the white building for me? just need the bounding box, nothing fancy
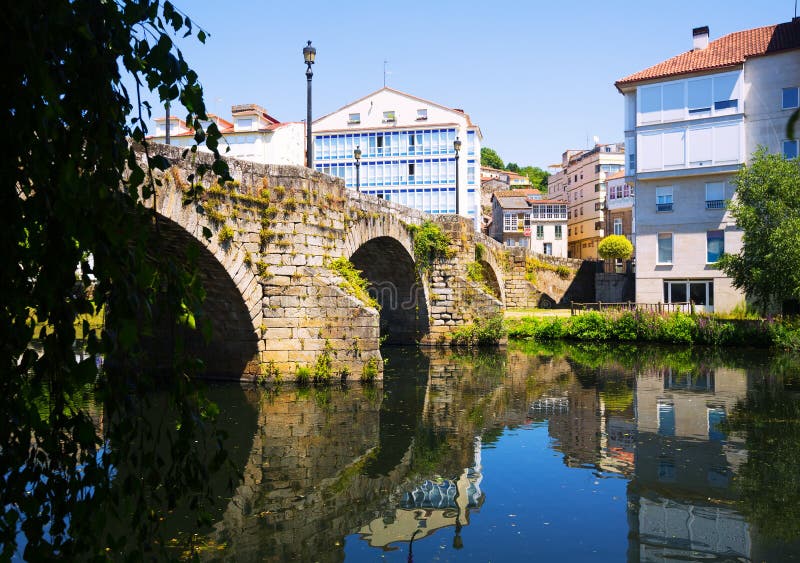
[616,20,800,312]
[312,88,482,227]
[489,190,567,256]
[150,103,305,166]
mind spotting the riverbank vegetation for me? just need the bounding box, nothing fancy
[507,310,800,350]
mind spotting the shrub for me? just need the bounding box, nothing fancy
[451,315,506,347]
[313,343,333,385]
[610,312,638,341]
[659,312,696,344]
[475,242,486,262]
[329,257,378,309]
[598,235,633,260]
[361,357,379,383]
[295,365,311,385]
[408,220,454,272]
[217,224,234,244]
[566,312,610,341]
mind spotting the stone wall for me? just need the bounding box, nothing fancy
[595,272,635,303]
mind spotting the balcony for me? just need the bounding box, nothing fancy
[656,203,673,212]
[705,200,725,209]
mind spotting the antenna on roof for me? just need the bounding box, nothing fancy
[383,60,389,87]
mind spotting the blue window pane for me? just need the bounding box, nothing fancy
[783,87,799,109]
[784,140,799,160]
[708,408,726,441]
[658,402,675,436]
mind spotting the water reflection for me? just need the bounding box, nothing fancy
[191,343,800,562]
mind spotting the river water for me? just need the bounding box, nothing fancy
[180,342,800,562]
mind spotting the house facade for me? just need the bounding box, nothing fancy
[547,143,625,260]
[151,103,304,165]
[312,88,482,227]
[616,20,800,312]
[604,170,635,252]
[490,190,567,256]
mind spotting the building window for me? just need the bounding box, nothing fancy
[657,233,673,264]
[594,221,604,231]
[467,160,475,184]
[595,165,600,173]
[467,131,476,156]
[594,202,602,211]
[656,186,673,212]
[707,230,724,263]
[416,108,428,120]
[783,87,800,110]
[658,401,675,436]
[236,118,253,130]
[383,110,396,123]
[543,242,553,255]
[705,182,725,209]
[536,225,544,239]
[613,218,622,235]
[555,225,563,239]
[568,228,572,236]
[628,153,636,172]
[784,139,799,160]
[348,113,361,124]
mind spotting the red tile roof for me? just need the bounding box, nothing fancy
[616,19,800,88]
[491,189,542,199]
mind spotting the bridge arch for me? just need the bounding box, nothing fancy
[147,197,262,377]
[343,216,430,345]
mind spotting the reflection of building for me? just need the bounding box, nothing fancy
[628,366,751,561]
[358,438,484,549]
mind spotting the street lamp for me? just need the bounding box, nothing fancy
[303,40,316,168]
[453,137,462,215]
[354,146,362,192]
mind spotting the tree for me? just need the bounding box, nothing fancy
[717,148,800,313]
[480,147,504,170]
[2,2,231,559]
[519,166,550,191]
[597,235,634,261]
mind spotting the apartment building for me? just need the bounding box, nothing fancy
[489,190,567,256]
[616,20,800,312]
[150,103,304,165]
[604,170,635,251]
[547,143,625,259]
[312,88,482,227]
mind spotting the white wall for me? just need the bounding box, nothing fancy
[744,49,800,158]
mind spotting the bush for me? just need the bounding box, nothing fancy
[217,224,234,244]
[361,357,379,383]
[295,365,311,385]
[659,312,696,344]
[566,312,610,340]
[408,220,454,272]
[329,257,378,309]
[610,312,638,341]
[451,315,506,347]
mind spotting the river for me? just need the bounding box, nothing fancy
[170,342,800,562]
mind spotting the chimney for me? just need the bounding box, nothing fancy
[693,26,709,50]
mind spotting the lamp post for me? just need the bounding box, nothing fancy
[165,101,171,145]
[354,146,361,192]
[453,137,462,215]
[303,40,316,168]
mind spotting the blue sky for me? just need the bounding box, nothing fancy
[150,1,795,168]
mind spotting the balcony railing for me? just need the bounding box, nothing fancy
[656,203,673,212]
[705,199,725,209]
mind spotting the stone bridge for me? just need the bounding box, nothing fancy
[140,145,588,381]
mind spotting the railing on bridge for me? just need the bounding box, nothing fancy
[571,301,695,315]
